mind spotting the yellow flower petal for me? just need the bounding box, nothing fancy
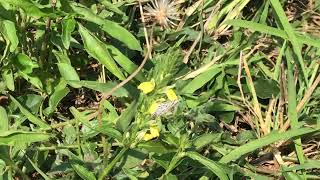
[149,125,160,137]
[148,101,160,115]
[138,79,155,94]
[166,89,178,101]
[143,133,154,141]
[143,124,160,141]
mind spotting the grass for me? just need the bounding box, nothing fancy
[0,0,319,179]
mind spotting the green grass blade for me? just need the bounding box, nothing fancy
[285,48,305,165]
[225,20,320,48]
[270,0,307,82]
[219,127,318,164]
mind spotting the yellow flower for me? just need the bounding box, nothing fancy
[143,124,160,141]
[148,101,160,115]
[138,79,155,94]
[166,89,178,101]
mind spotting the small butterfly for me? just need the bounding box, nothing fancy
[152,100,179,117]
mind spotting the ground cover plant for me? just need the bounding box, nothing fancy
[0,0,320,179]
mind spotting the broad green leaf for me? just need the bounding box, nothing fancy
[71,162,96,180]
[0,131,51,146]
[62,17,76,49]
[186,152,229,180]
[96,123,122,141]
[98,0,125,15]
[53,50,71,64]
[63,125,77,144]
[0,106,8,131]
[67,80,129,97]
[14,53,38,74]
[3,0,47,17]
[71,4,141,51]
[1,69,14,91]
[70,107,122,141]
[9,95,50,129]
[14,54,43,90]
[106,45,145,82]
[181,67,221,94]
[138,141,176,154]
[18,72,43,90]
[0,20,19,52]
[57,63,81,88]
[120,149,147,169]
[17,94,43,114]
[44,80,70,115]
[219,127,319,163]
[193,133,222,150]
[254,78,280,99]
[116,100,137,132]
[78,23,125,80]
[205,101,242,112]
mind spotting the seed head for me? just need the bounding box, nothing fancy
[144,0,181,28]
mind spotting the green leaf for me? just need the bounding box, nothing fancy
[205,101,242,112]
[0,106,8,131]
[53,50,71,64]
[98,0,125,15]
[282,159,320,172]
[270,0,307,82]
[254,78,280,99]
[219,127,319,163]
[285,48,305,166]
[0,20,19,52]
[181,67,221,94]
[225,19,320,48]
[57,63,81,88]
[71,3,141,51]
[106,45,145,82]
[67,80,129,97]
[71,162,96,180]
[1,68,14,91]
[14,53,38,74]
[116,100,137,132]
[70,107,122,141]
[44,80,70,115]
[186,152,229,180]
[0,131,51,146]
[62,17,76,49]
[9,95,50,129]
[3,0,47,17]
[120,149,147,169]
[193,133,222,150]
[138,141,176,154]
[78,23,125,80]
